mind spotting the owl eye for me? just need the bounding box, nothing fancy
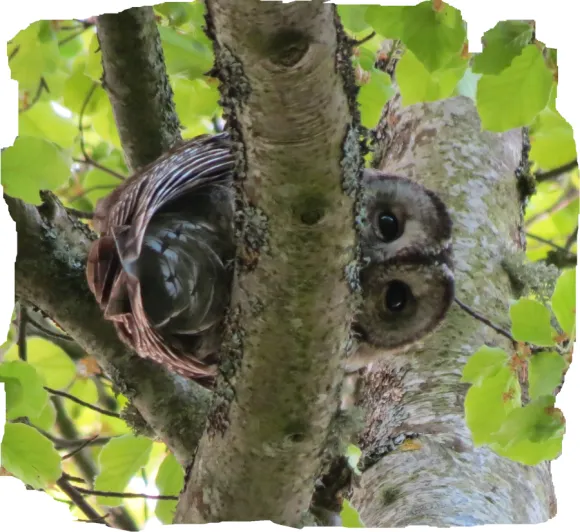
[377,211,401,243]
[385,280,411,312]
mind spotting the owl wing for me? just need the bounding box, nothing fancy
[86,133,235,382]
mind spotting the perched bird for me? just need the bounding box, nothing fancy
[86,133,235,383]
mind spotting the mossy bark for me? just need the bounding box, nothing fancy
[174,0,361,525]
[351,95,556,526]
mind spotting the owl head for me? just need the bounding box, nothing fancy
[353,169,455,355]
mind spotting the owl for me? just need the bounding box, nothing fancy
[343,169,454,390]
[86,133,235,383]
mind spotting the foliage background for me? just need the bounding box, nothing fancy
[0,1,577,529]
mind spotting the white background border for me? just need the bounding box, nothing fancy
[1,1,578,530]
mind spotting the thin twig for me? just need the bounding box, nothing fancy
[44,387,121,418]
[565,225,578,251]
[72,157,126,180]
[62,435,100,461]
[19,77,49,113]
[78,83,125,181]
[58,29,88,47]
[353,31,376,47]
[535,159,578,182]
[454,297,516,344]
[526,232,577,259]
[67,183,117,202]
[26,313,74,342]
[56,477,109,526]
[17,304,28,361]
[70,485,179,501]
[526,186,578,226]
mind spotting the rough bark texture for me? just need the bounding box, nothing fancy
[6,193,211,465]
[174,0,361,525]
[96,7,182,171]
[350,95,556,526]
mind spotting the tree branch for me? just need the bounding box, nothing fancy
[96,6,182,170]
[175,0,360,525]
[5,192,212,465]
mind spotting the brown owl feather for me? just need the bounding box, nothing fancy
[86,133,235,383]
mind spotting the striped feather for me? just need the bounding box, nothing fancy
[86,133,235,383]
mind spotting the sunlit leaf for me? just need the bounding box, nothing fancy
[0,360,48,420]
[528,351,567,400]
[1,423,62,489]
[464,367,520,445]
[551,268,576,335]
[3,337,77,390]
[95,435,153,506]
[155,453,184,524]
[461,346,509,385]
[1,136,72,204]
[358,69,394,128]
[473,21,534,75]
[476,45,554,132]
[509,299,557,346]
[397,50,467,106]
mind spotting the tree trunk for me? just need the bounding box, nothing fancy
[350,94,556,526]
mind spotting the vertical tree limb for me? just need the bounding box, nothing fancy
[351,95,555,525]
[175,0,361,524]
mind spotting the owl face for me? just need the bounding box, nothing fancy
[353,170,455,354]
[359,169,452,263]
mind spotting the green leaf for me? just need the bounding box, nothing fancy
[63,378,99,421]
[9,21,61,92]
[400,2,466,72]
[173,78,220,123]
[158,26,213,79]
[358,69,394,128]
[509,298,556,346]
[365,6,407,40]
[1,422,62,489]
[19,102,78,148]
[85,33,103,81]
[155,453,184,524]
[528,351,567,400]
[0,360,48,420]
[472,21,534,75]
[464,367,520,445]
[340,499,365,528]
[154,2,191,27]
[476,45,554,132]
[95,435,153,506]
[92,102,122,150]
[63,69,106,116]
[551,268,576,336]
[3,338,77,390]
[338,6,370,33]
[397,50,467,106]
[492,396,564,455]
[1,136,72,204]
[461,346,509,385]
[492,434,562,466]
[530,107,577,171]
[28,400,57,432]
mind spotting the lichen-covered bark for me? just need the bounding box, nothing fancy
[351,95,555,525]
[175,0,360,525]
[96,7,182,170]
[5,193,211,465]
